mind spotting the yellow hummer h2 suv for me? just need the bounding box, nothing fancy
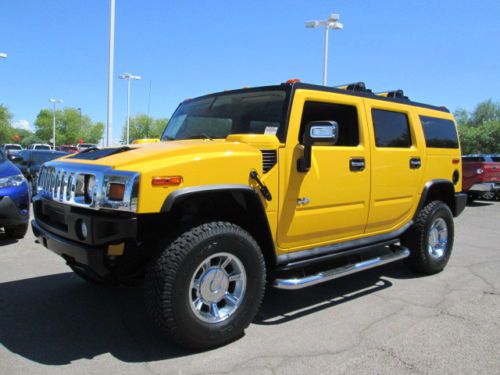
[32,80,467,349]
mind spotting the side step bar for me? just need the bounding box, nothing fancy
[273,247,410,290]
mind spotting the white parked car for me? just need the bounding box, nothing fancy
[76,143,97,151]
[28,144,52,150]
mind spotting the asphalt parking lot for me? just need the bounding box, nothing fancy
[0,202,499,375]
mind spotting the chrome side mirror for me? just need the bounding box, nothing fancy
[298,121,339,172]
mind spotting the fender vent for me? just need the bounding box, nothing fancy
[261,150,277,173]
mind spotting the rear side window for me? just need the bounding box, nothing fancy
[420,116,459,148]
[490,156,500,162]
[300,102,359,146]
[372,109,412,148]
[35,145,51,150]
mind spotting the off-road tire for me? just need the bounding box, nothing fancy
[144,222,266,350]
[402,201,454,274]
[5,223,29,239]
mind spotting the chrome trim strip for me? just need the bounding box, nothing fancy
[273,247,410,290]
[36,162,139,212]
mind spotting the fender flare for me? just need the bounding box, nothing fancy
[414,179,457,218]
[161,184,257,212]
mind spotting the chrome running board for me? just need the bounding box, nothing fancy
[273,247,410,290]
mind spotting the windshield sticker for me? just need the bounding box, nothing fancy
[264,126,278,135]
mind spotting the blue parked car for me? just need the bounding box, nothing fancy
[0,149,30,239]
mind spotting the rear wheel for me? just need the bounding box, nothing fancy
[482,191,495,201]
[144,221,266,350]
[5,223,28,239]
[402,201,454,274]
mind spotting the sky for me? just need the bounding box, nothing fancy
[1,0,499,143]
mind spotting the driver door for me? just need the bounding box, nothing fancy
[277,90,371,251]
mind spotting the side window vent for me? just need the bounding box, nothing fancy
[261,150,277,173]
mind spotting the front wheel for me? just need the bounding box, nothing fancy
[144,222,266,349]
[5,223,29,239]
[402,201,454,274]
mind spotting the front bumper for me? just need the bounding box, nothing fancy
[32,195,138,277]
[32,195,137,246]
[0,196,29,227]
[469,182,500,192]
[32,219,109,277]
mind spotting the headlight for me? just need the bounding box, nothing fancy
[0,174,26,188]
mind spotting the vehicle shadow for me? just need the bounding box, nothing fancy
[0,233,17,246]
[0,273,192,365]
[467,201,494,207]
[256,261,416,325]
[0,262,419,365]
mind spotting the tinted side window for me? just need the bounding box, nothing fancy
[372,109,412,148]
[300,102,359,146]
[491,156,500,162]
[420,116,459,148]
[462,156,485,162]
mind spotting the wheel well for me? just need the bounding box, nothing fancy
[418,181,455,215]
[165,190,276,268]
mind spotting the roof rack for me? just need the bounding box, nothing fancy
[335,82,372,93]
[377,90,409,101]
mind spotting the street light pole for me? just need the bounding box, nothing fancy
[106,0,116,147]
[78,107,82,128]
[48,98,63,149]
[119,73,142,144]
[323,27,329,86]
[305,13,344,86]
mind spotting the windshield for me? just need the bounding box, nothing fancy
[5,144,22,150]
[0,150,5,162]
[161,89,287,141]
[32,152,63,164]
[35,145,51,150]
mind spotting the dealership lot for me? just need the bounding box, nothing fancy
[0,202,499,375]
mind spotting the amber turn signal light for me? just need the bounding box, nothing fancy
[108,183,125,201]
[152,176,183,187]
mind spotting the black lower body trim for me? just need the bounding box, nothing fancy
[276,221,412,265]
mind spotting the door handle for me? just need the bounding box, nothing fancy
[410,157,421,169]
[350,158,365,172]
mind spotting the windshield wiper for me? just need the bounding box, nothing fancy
[186,133,213,140]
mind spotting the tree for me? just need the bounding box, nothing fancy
[0,104,14,144]
[120,113,168,143]
[34,107,104,145]
[455,100,500,154]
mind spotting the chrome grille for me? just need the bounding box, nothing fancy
[36,162,139,212]
[261,150,277,173]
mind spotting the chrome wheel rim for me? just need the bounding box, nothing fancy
[428,218,448,259]
[482,192,495,200]
[189,252,246,323]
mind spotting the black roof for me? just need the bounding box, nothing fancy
[292,82,450,113]
[185,81,449,113]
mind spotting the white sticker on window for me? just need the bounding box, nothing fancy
[264,126,278,135]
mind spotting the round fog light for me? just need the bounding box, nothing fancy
[76,219,88,240]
